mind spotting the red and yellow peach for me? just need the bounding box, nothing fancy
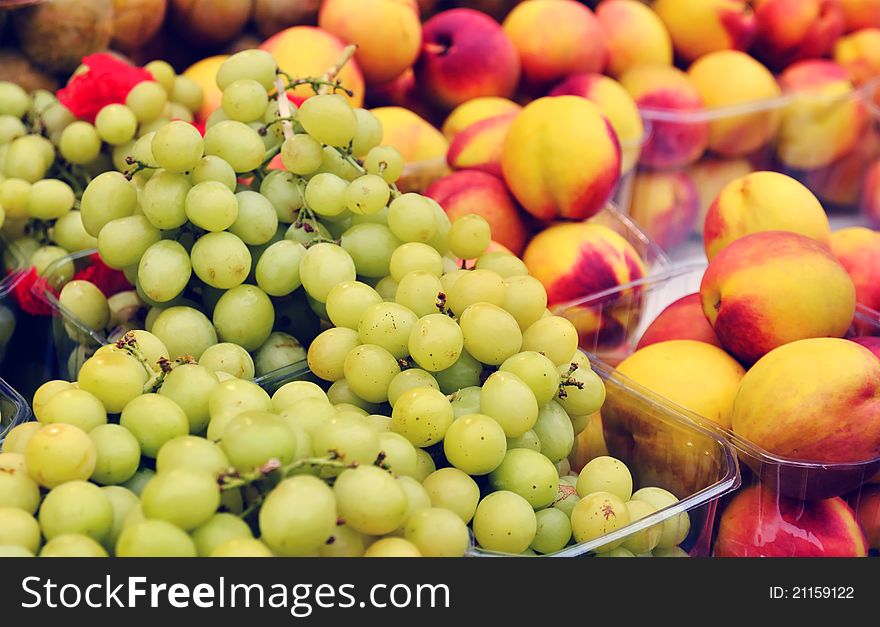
[637,293,722,350]
[834,28,880,85]
[182,54,227,123]
[840,0,880,31]
[369,106,449,163]
[752,0,845,71]
[652,0,755,63]
[688,157,754,233]
[628,170,699,251]
[594,0,672,78]
[830,226,880,311]
[441,97,521,140]
[445,112,516,177]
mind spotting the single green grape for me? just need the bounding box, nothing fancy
[212,284,275,351]
[390,387,453,447]
[116,519,197,557]
[140,467,220,530]
[334,465,407,535]
[570,491,631,550]
[120,394,190,458]
[472,491,537,554]
[95,104,138,145]
[576,455,633,501]
[531,507,572,555]
[480,370,539,437]
[460,302,523,366]
[259,475,337,556]
[488,448,558,509]
[150,306,218,360]
[443,413,507,475]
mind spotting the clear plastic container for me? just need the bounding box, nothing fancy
[555,263,880,512]
[0,376,34,445]
[257,354,740,558]
[624,78,880,260]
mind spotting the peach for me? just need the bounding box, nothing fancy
[804,131,880,208]
[523,221,645,306]
[715,485,868,557]
[502,0,606,88]
[687,157,754,232]
[777,60,868,171]
[182,54,228,123]
[365,68,434,121]
[688,51,782,157]
[752,0,845,71]
[830,227,880,310]
[628,170,699,251]
[862,160,880,227]
[851,336,880,359]
[616,340,745,429]
[415,8,520,110]
[424,170,528,255]
[701,232,856,364]
[441,97,521,140]
[369,106,449,163]
[652,0,755,63]
[445,112,516,178]
[703,171,831,261]
[619,65,708,170]
[850,485,880,549]
[834,28,880,85]
[732,338,880,463]
[840,0,880,30]
[501,96,620,221]
[637,294,722,351]
[595,0,672,79]
[548,73,645,174]
[318,0,421,84]
[260,26,365,107]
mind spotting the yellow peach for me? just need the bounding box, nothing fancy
[653,0,755,63]
[441,97,521,140]
[595,0,672,78]
[446,112,516,177]
[830,226,880,310]
[687,157,754,233]
[834,28,880,85]
[181,54,227,123]
[369,106,448,163]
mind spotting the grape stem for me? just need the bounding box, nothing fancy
[318,44,358,96]
[557,362,584,399]
[218,454,354,492]
[123,157,158,180]
[274,76,296,142]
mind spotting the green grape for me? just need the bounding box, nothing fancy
[480,371,539,437]
[0,453,40,513]
[0,81,28,117]
[116,519,197,557]
[210,537,273,556]
[53,210,98,252]
[325,281,381,330]
[320,524,366,558]
[334,465,406,535]
[95,104,137,145]
[555,365,605,417]
[390,387,453,447]
[207,379,272,440]
[86,424,141,486]
[221,79,268,122]
[532,400,574,463]
[475,251,528,277]
[32,246,73,283]
[59,280,110,331]
[459,303,522,366]
[473,491,537,554]
[80,172,138,237]
[521,316,579,367]
[0,507,40,552]
[395,271,443,317]
[29,382,75,428]
[299,242,356,302]
[171,75,204,111]
[631,487,690,549]
[447,269,505,315]
[395,474,431,525]
[500,351,560,406]
[121,468,155,497]
[205,108,229,129]
[137,239,191,303]
[312,412,381,465]
[377,432,417,477]
[388,369,438,406]
[408,314,463,372]
[141,171,191,229]
[0,178,32,219]
[191,155,236,191]
[259,475,336,556]
[506,429,541,452]
[317,145,360,180]
[502,275,548,330]
[364,145,404,183]
[531,507,572,555]
[138,117,171,137]
[434,350,481,394]
[126,81,168,123]
[307,327,360,382]
[42,101,75,135]
[271,380,326,411]
[450,385,481,418]
[421,468,478,523]
[279,397,334,436]
[570,491,630,550]
[151,120,204,173]
[389,242,443,282]
[280,133,322,175]
[185,180,238,231]
[357,302,417,359]
[0,114,26,144]
[551,480,580,517]
[326,379,381,413]
[97,214,161,270]
[150,306,217,360]
[228,190,278,245]
[120,394,189,457]
[40,388,107,432]
[443,413,507,475]
[39,480,113,542]
[100,486,139,553]
[24,134,55,168]
[364,537,422,557]
[488,448,558,509]
[26,179,74,220]
[298,94,357,146]
[203,120,266,173]
[220,411,297,471]
[145,60,175,93]
[191,513,252,557]
[260,170,303,222]
[349,108,381,156]
[405,507,470,557]
[344,174,391,217]
[213,284,274,351]
[141,467,220,530]
[190,229,252,289]
[448,214,491,260]
[340,223,401,278]
[410,449,434,483]
[217,49,278,90]
[374,275,398,300]
[5,137,48,182]
[199,343,254,379]
[342,344,400,403]
[620,499,663,554]
[155,435,229,476]
[302,173,346,217]
[77,352,147,413]
[59,121,101,165]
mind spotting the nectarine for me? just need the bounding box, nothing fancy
[636,293,722,350]
[653,0,755,63]
[752,0,845,70]
[441,97,521,140]
[369,106,448,163]
[446,112,516,178]
[594,0,672,78]
[830,226,880,311]
[834,28,880,85]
